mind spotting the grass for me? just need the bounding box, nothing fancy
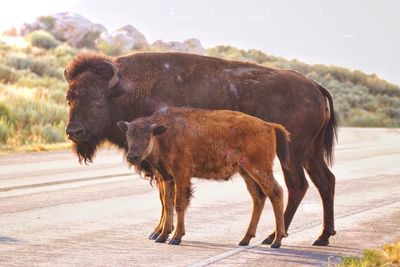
[340,241,400,267]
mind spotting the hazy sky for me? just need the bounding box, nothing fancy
[1,0,399,85]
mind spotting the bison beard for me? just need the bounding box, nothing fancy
[73,137,102,164]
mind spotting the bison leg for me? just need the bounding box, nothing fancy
[155,180,175,243]
[304,155,336,246]
[149,179,165,240]
[245,168,285,249]
[238,170,266,246]
[169,178,192,245]
[262,162,308,245]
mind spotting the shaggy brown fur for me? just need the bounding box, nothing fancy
[118,107,290,248]
[65,51,338,245]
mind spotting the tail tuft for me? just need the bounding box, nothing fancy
[318,85,339,166]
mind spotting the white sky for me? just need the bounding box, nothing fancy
[1,0,399,85]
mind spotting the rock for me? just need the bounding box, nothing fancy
[3,12,205,54]
[151,38,205,55]
[99,25,149,52]
[50,13,106,48]
[18,12,107,48]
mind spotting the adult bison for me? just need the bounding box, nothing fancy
[64,51,338,246]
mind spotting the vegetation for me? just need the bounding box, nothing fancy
[208,46,400,127]
[0,32,399,152]
[340,241,400,267]
[25,30,59,49]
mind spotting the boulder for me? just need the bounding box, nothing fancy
[99,25,149,52]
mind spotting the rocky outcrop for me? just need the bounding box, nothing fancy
[152,38,206,55]
[18,12,106,48]
[3,12,205,54]
[99,25,149,51]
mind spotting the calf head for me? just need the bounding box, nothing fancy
[117,119,167,165]
[64,54,125,163]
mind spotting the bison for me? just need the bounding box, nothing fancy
[117,107,290,248]
[64,51,338,246]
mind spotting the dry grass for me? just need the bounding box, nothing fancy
[340,241,400,267]
[0,142,70,155]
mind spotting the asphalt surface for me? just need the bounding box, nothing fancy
[1,127,400,266]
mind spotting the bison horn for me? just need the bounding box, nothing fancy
[104,61,120,89]
[64,69,71,81]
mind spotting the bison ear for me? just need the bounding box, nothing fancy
[152,124,167,136]
[117,121,128,133]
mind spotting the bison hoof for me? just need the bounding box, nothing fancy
[149,232,160,240]
[312,239,329,246]
[168,239,181,245]
[261,236,274,245]
[270,243,281,249]
[238,240,250,246]
[155,236,167,243]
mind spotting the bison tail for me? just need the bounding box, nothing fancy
[318,84,339,166]
[275,125,291,166]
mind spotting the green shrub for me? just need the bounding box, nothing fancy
[0,63,18,83]
[54,44,76,67]
[27,122,66,144]
[97,40,123,56]
[0,118,12,144]
[0,102,11,121]
[347,109,390,127]
[49,90,67,104]
[2,96,67,145]
[6,53,33,70]
[26,30,59,49]
[38,16,56,30]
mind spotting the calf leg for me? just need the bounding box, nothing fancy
[238,170,266,246]
[149,179,165,240]
[245,168,285,249]
[304,155,336,246]
[169,178,192,245]
[155,180,175,243]
[262,162,308,245]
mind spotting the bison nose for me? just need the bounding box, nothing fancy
[127,154,140,164]
[66,126,87,140]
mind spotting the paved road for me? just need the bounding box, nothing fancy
[1,127,400,266]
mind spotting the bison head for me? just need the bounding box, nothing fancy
[64,54,125,163]
[117,119,167,165]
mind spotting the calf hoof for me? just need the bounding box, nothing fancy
[168,239,181,245]
[149,232,160,240]
[270,243,281,249]
[155,236,168,243]
[312,239,329,246]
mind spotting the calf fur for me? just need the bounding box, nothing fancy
[118,107,290,248]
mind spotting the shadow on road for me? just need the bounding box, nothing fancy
[248,244,358,266]
[180,240,236,249]
[0,236,20,243]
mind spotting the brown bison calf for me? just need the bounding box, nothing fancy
[117,107,290,248]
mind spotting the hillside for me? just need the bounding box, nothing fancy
[0,13,399,151]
